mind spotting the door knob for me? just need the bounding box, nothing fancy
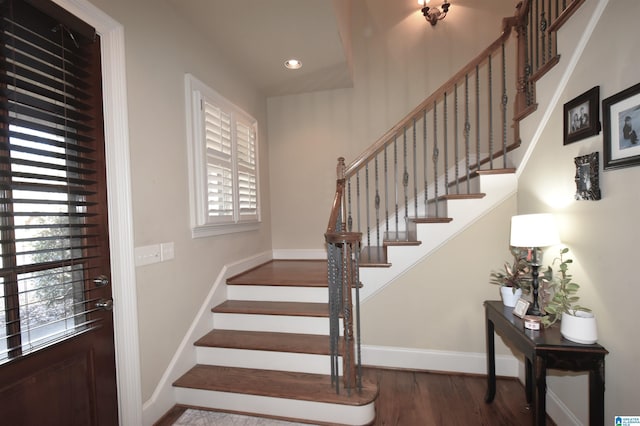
[93,275,110,287]
[96,299,113,311]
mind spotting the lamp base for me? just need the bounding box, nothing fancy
[526,305,543,316]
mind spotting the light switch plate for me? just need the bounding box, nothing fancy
[161,242,174,261]
[135,244,161,266]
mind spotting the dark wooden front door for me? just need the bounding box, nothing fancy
[0,1,118,424]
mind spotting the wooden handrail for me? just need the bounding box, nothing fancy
[344,7,528,179]
[324,0,586,397]
[548,0,585,32]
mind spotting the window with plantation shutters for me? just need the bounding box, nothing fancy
[0,0,108,362]
[185,74,260,238]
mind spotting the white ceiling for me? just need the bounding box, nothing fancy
[165,0,352,97]
[165,0,518,97]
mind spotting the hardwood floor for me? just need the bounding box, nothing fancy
[156,367,555,425]
[364,368,554,426]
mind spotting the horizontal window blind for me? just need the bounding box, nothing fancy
[0,0,105,362]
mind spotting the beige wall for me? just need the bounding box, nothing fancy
[78,0,638,421]
[361,195,518,355]
[365,0,639,422]
[517,0,639,421]
[268,0,519,249]
[87,0,272,401]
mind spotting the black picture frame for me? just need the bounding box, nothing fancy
[564,86,600,145]
[574,152,601,201]
[602,82,640,170]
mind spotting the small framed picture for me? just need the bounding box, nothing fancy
[574,152,601,200]
[512,298,530,318]
[563,86,600,145]
[603,81,640,170]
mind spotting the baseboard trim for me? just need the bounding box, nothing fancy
[361,345,518,377]
[364,345,582,424]
[142,250,273,425]
[272,248,326,259]
[517,362,583,426]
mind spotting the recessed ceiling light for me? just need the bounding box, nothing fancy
[284,59,302,70]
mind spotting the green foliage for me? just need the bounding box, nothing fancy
[30,217,74,306]
[489,247,532,294]
[541,248,590,327]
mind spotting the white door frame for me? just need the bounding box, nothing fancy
[53,1,142,424]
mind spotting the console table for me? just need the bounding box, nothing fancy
[484,300,608,426]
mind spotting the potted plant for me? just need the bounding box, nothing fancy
[541,248,597,344]
[490,247,531,307]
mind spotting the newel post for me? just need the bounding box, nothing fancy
[336,156,346,181]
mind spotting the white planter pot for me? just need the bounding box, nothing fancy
[500,287,522,307]
[560,311,598,344]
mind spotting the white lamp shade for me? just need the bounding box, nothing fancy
[510,213,561,248]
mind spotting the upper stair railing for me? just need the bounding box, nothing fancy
[516,0,586,119]
[325,0,585,395]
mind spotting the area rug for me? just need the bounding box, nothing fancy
[173,409,315,426]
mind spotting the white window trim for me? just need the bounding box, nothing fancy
[185,74,261,238]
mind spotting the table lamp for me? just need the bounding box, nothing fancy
[510,213,560,316]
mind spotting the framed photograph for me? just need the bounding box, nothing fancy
[603,82,640,170]
[564,86,600,145]
[513,298,530,319]
[574,152,601,200]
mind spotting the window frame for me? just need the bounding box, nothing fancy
[185,74,261,238]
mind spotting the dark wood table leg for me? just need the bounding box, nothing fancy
[589,358,606,426]
[525,357,533,406]
[485,317,496,403]
[533,355,547,426]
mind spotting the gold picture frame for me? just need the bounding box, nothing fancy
[513,298,530,318]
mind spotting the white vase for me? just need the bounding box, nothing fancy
[500,287,522,307]
[560,311,598,344]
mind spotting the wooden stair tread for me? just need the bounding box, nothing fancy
[439,192,486,200]
[474,168,516,175]
[173,365,378,406]
[409,217,453,224]
[227,259,328,287]
[195,329,337,355]
[213,300,329,317]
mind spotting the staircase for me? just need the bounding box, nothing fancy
[164,1,591,424]
[172,260,378,425]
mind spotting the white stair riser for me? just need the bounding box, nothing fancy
[174,388,376,426]
[195,347,341,375]
[227,285,327,303]
[213,312,342,335]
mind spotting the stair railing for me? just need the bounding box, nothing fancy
[515,0,587,120]
[324,0,585,396]
[325,157,362,394]
[336,5,526,265]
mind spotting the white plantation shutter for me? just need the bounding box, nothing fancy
[186,74,260,237]
[235,119,258,220]
[204,102,233,219]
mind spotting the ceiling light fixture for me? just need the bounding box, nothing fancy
[418,0,451,26]
[284,59,302,70]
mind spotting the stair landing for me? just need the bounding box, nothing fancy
[227,259,327,286]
